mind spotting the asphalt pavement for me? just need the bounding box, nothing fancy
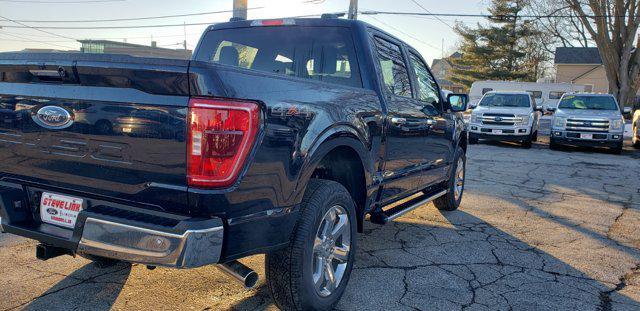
[1,139,639,311]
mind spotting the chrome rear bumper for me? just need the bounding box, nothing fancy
[77,217,223,268]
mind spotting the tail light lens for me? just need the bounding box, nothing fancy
[187,97,260,188]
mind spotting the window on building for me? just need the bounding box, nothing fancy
[527,90,543,99]
[584,84,594,92]
[198,26,362,88]
[549,91,565,99]
[373,36,411,97]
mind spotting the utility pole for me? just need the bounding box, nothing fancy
[233,0,248,20]
[183,22,187,51]
[348,0,358,20]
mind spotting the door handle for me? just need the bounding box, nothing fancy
[391,117,407,125]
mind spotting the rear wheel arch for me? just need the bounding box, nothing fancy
[298,134,373,233]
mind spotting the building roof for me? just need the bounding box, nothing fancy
[431,58,450,68]
[78,40,176,50]
[554,47,602,64]
[431,52,463,68]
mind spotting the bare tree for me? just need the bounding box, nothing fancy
[566,0,640,107]
[526,0,592,53]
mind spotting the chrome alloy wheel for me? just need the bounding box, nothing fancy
[312,205,351,297]
[454,157,465,201]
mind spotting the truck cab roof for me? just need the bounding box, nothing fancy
[206,17,412,49]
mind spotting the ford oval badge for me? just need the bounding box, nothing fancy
[33,106,73,129]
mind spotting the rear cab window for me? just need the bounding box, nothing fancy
[195,26,362,88]
[372,36,412,97]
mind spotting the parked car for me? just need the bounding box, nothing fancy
[0,17,469,310]
[548,93,625,153]
[468,91,542,148]
[632,107,640,149]
[468,80,586,110]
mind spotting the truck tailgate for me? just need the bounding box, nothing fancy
[0,53,191,214]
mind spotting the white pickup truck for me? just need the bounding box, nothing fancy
[468,91,543,148]
[549,94,625,153]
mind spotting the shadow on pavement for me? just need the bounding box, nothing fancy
[224,209,639,310]
[23,261,131,311]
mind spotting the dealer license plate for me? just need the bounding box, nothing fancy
[492,129,503,134]
[580,133,593,139]
[40,192,83,229]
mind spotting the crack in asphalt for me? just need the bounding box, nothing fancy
[1,144,639,310]
[598,264,640,311]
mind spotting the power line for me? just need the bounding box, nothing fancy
[366,15,441,50]
[8,7,265,23]
[0,31,76,49]
[360,10,629,19]
[0,12,341,30]
[0,29,202,40]
[0,21,218,29]
[408,0,456,31]
[0,14,77,40]
[0,0,124,3]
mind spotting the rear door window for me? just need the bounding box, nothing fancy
[197,26,362,88]
[372,36,411,97]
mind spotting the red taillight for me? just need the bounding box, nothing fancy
[187,97,260,188]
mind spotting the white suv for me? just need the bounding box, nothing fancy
[468,91,542,148]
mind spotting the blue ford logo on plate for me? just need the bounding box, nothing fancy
[32,106,73,129]
[46,208,58,215]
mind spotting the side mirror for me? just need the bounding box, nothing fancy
[448,93,469,112]
[623,107,632,114]
[546,107,557,113]
[534,106,544,112]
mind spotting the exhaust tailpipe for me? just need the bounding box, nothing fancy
[218,260,259,289]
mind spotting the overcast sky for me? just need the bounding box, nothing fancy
[0,0,488,63]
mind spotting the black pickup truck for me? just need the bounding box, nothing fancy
[0,17,468,310]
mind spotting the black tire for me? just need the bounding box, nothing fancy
[434,146,466,211]
[549,138,562,150]
[611,142,623,154]
[469,134,479,145]
[266,179,357,311]
[532,130,538,142]
[522,137,532,149]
